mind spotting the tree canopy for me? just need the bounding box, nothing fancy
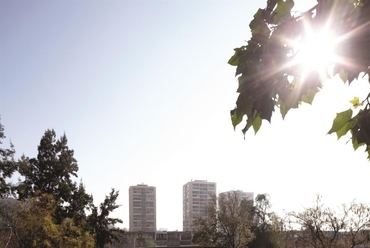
[229,0,370,159]
[0,128,123,248]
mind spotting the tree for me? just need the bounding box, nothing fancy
[15,130,93,224]
[142,236,156,247]
[0,194,94,248]
[229,0,370,159]
[0,119,17,198]
[0,198,23,248]
[192,190,255,248]
[65,181,94,228]
[248,194,286,248]
[88,188,123,248]
[17,129,78,203]
[1,128,124,248]
[287,195,370,248]
[16,193,94,248]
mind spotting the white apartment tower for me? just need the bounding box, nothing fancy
[129,184,156,232]
[183,180,216,231]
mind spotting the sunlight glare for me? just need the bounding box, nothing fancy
[294,29,338,74]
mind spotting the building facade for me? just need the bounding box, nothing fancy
[182,180,216,231]
[219,190,254,202]
[129,184,156,232]
[105,231,194,248]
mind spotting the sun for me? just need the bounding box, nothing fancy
[292,26,340,78]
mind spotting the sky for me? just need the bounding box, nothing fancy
[1,0,370,231]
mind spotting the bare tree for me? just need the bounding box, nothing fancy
[287,195,370,248]
[192,190,254,248]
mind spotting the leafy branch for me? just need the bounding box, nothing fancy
[229,0,370,160]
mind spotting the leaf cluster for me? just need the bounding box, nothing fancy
[229,0,370,159]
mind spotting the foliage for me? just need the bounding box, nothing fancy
[65,181,94,227]
[0,198,23,248]
[0,194,94,248]
[0,127,122,248]
[0,119,17,198]
[287,195,370,248]
[15,129,94,225]
[143,236,156,247]
[17,129,78,203]
[229,0,370,159]
[192,190,255,248]
[248,194,285,248]
[88,188,123,248]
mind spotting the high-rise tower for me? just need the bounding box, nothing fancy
[129,184,156,232]
[182,180,216,231]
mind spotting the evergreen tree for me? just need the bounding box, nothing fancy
[17,129,78,202]
[88,188,123,248]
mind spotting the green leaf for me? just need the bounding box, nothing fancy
[328,109,353,139]
[352,135,365,151]
[250,18,270,37]
[273,0,294,23]
[336,119,355,139]
[228,50,239,66]
[279,102,289,119]
[301,88,319,105]
[231,109,243,130]
[253,8,264,20]
[252,115,262,134]
[338,69,348,83]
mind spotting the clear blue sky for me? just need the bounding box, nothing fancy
[1,0,369,231]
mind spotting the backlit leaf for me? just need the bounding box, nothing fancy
[301,88,319,105]
[338,69,348,83]
[252,115,262,134]
[328,109,353,139]
[336,119,355,139]
[349,96,362,108]
[228,50,239,66]
[231,109,243,130]
[279,103,289,119]
[273,0,294,23]
[352,135,365,151]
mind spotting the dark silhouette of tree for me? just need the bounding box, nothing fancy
[17,130,78,202]
[88,188,123,248]
[15,130,93,224]
[65,182,94,231]
[229,0,370,159]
